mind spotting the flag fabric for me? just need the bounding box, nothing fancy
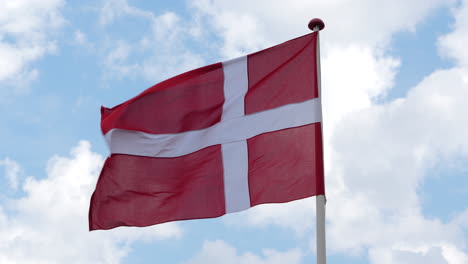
[89,32,325,231]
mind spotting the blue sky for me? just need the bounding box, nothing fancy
[1,0,468,263]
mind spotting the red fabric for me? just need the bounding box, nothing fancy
[89,32,324,231]
[89,145,225,230]
[245,33,318,114]
[101,63,224,135]
[248,123,325,206]
[245,33,324,205]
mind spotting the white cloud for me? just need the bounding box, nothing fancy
[102,40,138,79]
[74,30,86,45]
[369,243,468,264]
[98,0,204,83]
[99,0,154,25]
[369,246,447,264]
[0,0,65,92]
[321,45,400,130]
[323,50,468,264]
[438,0,468,67]
[190,0,451,58]
[0,141,182,263]
[72,30,95,50]
[184,240,303,264]
[0,158,22,190]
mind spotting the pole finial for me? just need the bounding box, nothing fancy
[308,18,325,31]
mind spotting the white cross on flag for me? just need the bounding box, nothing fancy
[89,32,325,231]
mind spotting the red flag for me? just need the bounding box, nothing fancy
[89,32,324,231]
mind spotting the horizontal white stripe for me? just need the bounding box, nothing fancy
[105,97,322,158]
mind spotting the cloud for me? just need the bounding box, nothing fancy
[321,45,400,130]
[0,158,22,190]
[98,0,205,84]
[369,243,468,264]
[438,0,468,67]
[0,141,182,263]
[189,0,451,58]
[183,240,303,264]
[98,0,154,25]
[0,0,65,93]
[322,26,468,264]
[72,30,94,50]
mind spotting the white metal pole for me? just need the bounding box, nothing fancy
[316,194,326,264]
[309,18,326,264]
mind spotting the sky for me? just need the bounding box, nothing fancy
[0,0,468,263]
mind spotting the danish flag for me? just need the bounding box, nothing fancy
[89,32,324,231]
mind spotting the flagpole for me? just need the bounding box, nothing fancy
[308,18,326,264]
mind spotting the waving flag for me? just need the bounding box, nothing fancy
[89,32,324,231]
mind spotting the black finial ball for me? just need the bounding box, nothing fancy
[308,18,325,31]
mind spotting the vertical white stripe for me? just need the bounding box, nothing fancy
[221,141,250,213]
[222,56,248,119]
[221,56,251,213]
